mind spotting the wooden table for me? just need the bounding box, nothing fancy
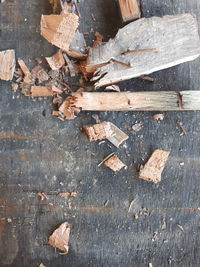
[0,0,200,266]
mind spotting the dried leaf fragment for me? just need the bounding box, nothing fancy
[41,13,79,51]
[0,49,15,81]
[139,149,170,183]
[104,154,127,172]
[46,50,65,70]
[48,222,71,253]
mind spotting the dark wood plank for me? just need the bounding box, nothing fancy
[0,0,200,266]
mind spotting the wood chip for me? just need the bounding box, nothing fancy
[31,65,49,83]
[46,50,65,70]
[84,121,128,147]
[39,263,46,267]
[38,192,48,200]
[0,49,15,81]
[152,114,164,120]
[63,53,76,77]
[57,192,77,197]
[105,85,120,92]
[31,86,53,97]
[87,14,200,87]
[18,59,32,84]
[59,96,80,119]
[139,149,170,183]
[11,82,18,92]
[104,154,127,172]
[48,222,71,254]
[41,13,79,51]
[118,0,141,22]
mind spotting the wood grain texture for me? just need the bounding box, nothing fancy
[118,0,141,22]
[72,91,200,111]
[0,50,15,81]
[87,13,200,87]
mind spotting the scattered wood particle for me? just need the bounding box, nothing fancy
[48,222,71,254]
[83,122,113,141]
[46,50,65,70]
[104,154,127,172]
[104,200,109,207]
[0,49,15,81]
[93,32,104,47]
[38,192,48,200]
[132,122,143,132]
[63,53,76,77]
[83,121,128,147]
[128,199,136,213]
[91,114,101,124]
[31,86,53,97]
[35,57,43,64]
[59,96,80,120]
[140,75,155,82]
[152,114,164,120]
[41,13,79,51]
[139,149,170,183]
[39,263,46,267]
[177,224,185,232]
[91,13,96,21]
[11,82,18,92]
[177,122,186,136]
[18,59,32,84]
[105,85,120,92]
[57,192,77,197]
[118,0,141,22]
[31,65,49,83]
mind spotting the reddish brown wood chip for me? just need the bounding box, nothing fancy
[139,149,170,183]
[41,13,79,51]
[46,50,65,70]
[152,114,164,120]
[31,86,53,97]
[104,155,127,172]
[48,222,71,254]
[83,122,113,141]
[0,49,15,81]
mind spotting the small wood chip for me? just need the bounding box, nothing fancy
[104,154,127,172]
[105,85,120,92]
[31,86,53,97]
[57,192,77,197]
[11,83,18,92]
[41,13,79,51]
[0,49,15,81]
[39,263,46,267]
[152,114,164,120]
[48,222,71,254]
[31,65,49,83]
[38,192,48,201]
[18,59,32,84]
[46,50,65,70]
[139,149,170,183]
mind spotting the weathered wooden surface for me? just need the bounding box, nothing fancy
[1,0,200,267]
[87,14,200,87]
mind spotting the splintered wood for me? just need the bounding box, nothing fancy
[69,91,200,111]
[48,222,71,254]
[0,49,15,81]
[118,0,141,22]
[45,50,65,70]
[83,122,129,147]
[18,59,32,84]
[104,155,127,172]
[139,149,170,183]
[41,13,79,51]
[86,14,200,87]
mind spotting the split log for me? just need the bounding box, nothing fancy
[86,14,200,87]
[41,13,79,51]
[139,149,170,183]
[118,0,141,22]
[0,49,15,81]
[68,91,200,112]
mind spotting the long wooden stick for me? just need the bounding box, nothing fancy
[71,91,200,111]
